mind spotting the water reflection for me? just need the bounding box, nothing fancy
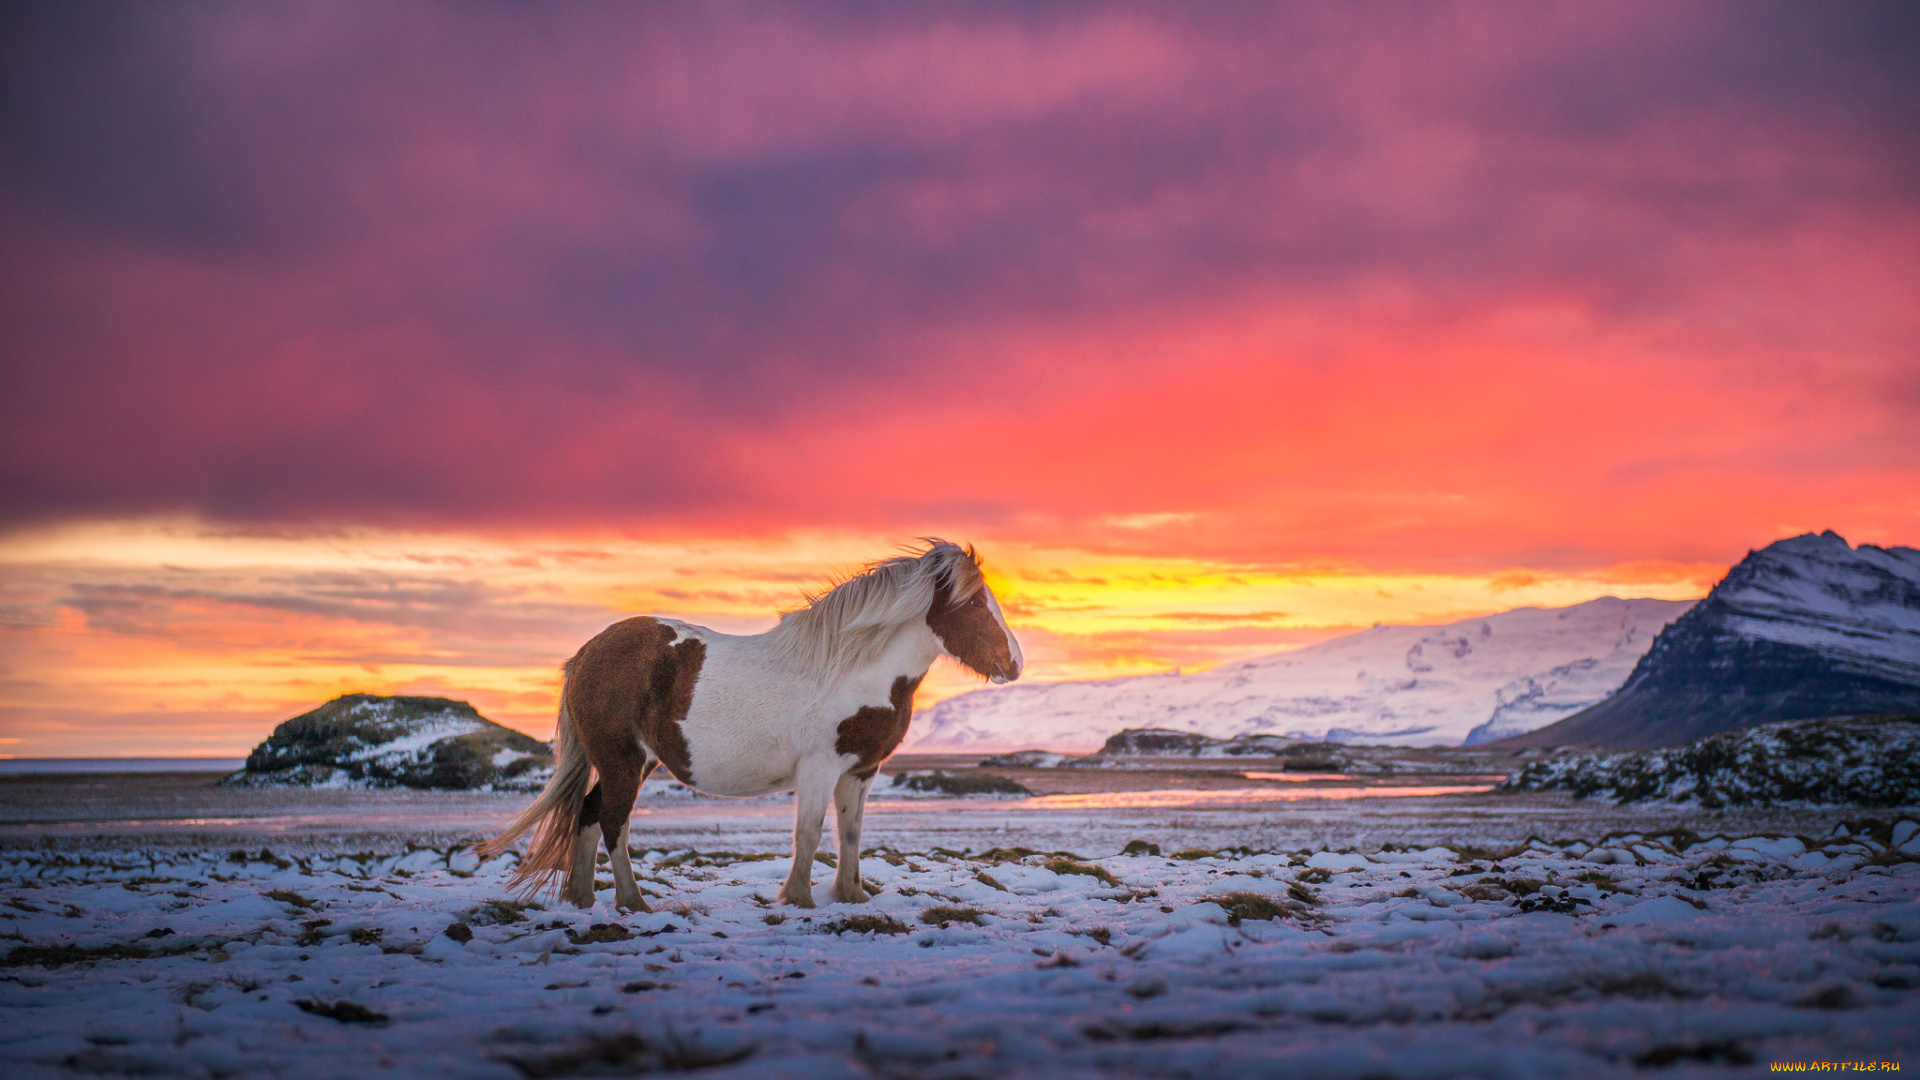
[1241,772,1352,782]
[1022,785,1495,810]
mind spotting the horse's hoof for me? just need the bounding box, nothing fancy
[617,897,652,914]
[776,888,816,909]
[830,886,870,904]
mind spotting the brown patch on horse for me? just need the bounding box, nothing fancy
[925,576,1016,681]
[565,617,705,786]
[577,783,605,829]
[836,674,923,779]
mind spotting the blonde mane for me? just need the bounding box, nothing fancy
[770,539,985,678]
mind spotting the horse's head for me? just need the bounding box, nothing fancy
[925,545,1022,684]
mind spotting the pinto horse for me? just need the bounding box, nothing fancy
[479,540,1021,910]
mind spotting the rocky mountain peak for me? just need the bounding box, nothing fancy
[1499,533,1920,749]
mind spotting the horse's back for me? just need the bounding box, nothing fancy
[567,616,707,784]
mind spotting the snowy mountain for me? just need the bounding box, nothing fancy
[222,694,553,791]
[1501,532,1920,749]
[907,596,1694,751]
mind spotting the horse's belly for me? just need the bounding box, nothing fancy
[679,705,799,797]
[688,755,792,798]
[667,639,805,796]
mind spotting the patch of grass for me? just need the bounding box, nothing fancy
[265,889,316,911]
[464,900,534,926]
[348,927,383,946]
[1044,859,1119,886]
[498,1031,752,1077]
[919,906,985,927]
[566,923,633,945]
[1170,849,1217,861]
[1634,1041,1753,1068]
[656,850,779,869]
[1296,867,1333,884]
[1205,892,1304,927]
[1083,1017,1252,1042]
[4,941,155,968]
[1075,926,1112,946]
[761,913,786,926]
[444,922,474,943]
[973,871,1008,892]
[1120,840,1161,856]
[823,914,910,936]
[813,852,837,868]
[974,846,1049,863]
[295,999,388,1025]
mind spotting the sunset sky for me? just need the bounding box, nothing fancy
[2,2,1916,757]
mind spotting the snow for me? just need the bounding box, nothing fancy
[1710,532,1920,681]
[8,791,1914,1078]
[346,716,489,760]
[911,597,1693,751]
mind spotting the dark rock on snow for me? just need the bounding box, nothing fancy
[1499,713,1920,808]
[221,694,552,791]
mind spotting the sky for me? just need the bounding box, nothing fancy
[1,2,1916,757]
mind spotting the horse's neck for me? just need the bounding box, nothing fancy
[858,621,943,685]
[766,616,942,697]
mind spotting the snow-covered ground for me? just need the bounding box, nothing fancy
[5,789,1918,1078]
[911,597,1693,751]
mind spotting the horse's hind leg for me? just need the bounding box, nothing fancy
[566,782,604,908]
[599,760,655,913]
[829,771,875,904]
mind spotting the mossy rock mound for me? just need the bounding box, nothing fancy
[1499,713,1920,807]
[222,694,552,791]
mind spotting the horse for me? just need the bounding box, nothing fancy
[477,539,1022,911]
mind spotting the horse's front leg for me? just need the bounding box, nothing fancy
[829,771,876,904]
[776,759,838,908]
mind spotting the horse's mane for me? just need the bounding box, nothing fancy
[771,539,985,678]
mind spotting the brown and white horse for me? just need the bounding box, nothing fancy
[479,540,1021,910]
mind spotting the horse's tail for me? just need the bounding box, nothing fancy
[477,684,592,899]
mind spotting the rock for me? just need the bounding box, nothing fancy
[221,694,552,791]
[1499,713,1920,807]
[882,770,1031,798]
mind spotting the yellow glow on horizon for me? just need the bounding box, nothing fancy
[0,518,1719,757]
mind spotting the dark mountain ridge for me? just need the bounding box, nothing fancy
[1499,532,1920,749]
